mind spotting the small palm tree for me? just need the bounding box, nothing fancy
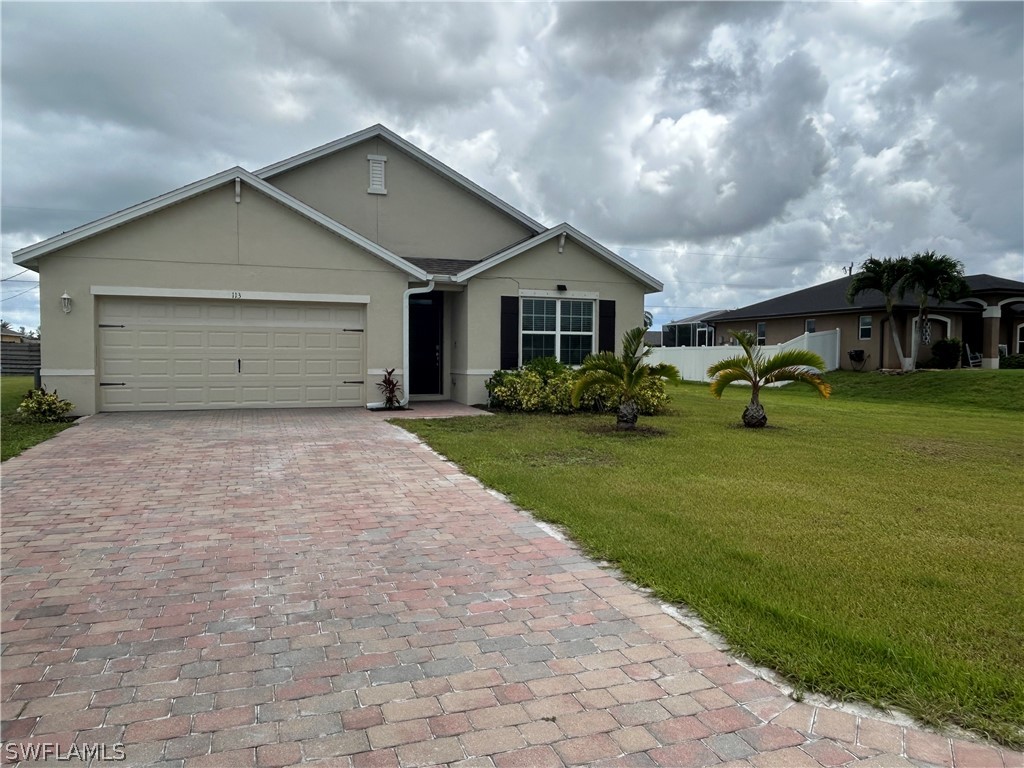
[899,251,970,371]
[571,326,680,430]
[707,330,831,428]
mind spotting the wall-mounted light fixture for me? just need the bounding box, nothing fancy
[556,284,568,292]
[61,291,72,314]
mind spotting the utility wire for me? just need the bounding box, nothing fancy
[1,285,39,302]
[2,270,30,282]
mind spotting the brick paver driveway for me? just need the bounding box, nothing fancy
[2,409,1018,768]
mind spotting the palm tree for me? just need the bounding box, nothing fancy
[571,326,680,430]
[846,256,911,371]
[899,251,970,371]
[707,330,831,428]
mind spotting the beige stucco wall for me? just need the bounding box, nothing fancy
[451,238,648,405]
[267,138,536,262]
[37,183,409,414]
[715,311,964,370]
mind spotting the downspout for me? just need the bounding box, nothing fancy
[366,279,435,409]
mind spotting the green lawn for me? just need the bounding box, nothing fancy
[402,369,1024,745]
[1,376,75,461]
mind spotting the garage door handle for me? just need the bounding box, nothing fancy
[343,380,364,385]
[343,328,364,332]
[100,382,126,387]
[98,324,125,328]
[237,358,241,373]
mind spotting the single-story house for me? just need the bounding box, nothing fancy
[14,125,661,414]
[643,330,663,347]
[711,274,1024,370]
[661,310,726,347]
[1,327,31,344]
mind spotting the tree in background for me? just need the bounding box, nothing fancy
[900,251,970,371]
[846,256,912,371]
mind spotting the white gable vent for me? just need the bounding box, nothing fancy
[368,154,387,195]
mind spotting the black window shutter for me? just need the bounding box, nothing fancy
[500,296,520,369]
[598,300,616,353]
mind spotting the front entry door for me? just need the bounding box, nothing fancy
[409,291,443,395]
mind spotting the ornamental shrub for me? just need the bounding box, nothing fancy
[930,338,962,369]
[486,367,669,415]
[524,356,569,383]
[1000,354,1024,369]
[486,369,545,411]
[17,387,75,423]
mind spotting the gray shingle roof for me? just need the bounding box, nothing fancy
[712,274,1024,323]
[404,257,483,276]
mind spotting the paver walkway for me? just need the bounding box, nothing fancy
[1,408,1018,768]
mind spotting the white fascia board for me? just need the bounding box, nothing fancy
[12,166,429,281]
[255,124,546,234]
[454,223,664,293]
[13,167,247,265]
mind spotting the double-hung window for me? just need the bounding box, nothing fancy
[859,315,872,340]
[755,322,766,346]
[521,298,594,365]
[805,318,816,334]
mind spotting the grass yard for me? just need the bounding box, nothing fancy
[1,376,75,461]
[402,369,1024,745]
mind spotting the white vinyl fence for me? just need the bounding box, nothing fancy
[649,329,841,383]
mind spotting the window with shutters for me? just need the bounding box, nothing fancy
[367,155,387,194]
[521,298,594,365]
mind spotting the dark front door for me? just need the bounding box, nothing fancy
[409,291,443,395]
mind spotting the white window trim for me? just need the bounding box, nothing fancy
[520,296,596,366]
[1016,322,1024,354]
[520,288,599,300]
[756,322,766,346]
[805,318,816,334]
[368,154,387,195]
[859,315,872,340]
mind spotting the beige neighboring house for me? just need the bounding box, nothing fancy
[14,125,661,414]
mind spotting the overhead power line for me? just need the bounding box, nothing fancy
[1,285,39,302]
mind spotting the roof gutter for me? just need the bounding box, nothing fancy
[366,279,435,410]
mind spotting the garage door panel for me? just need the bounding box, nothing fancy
[306,386,335,403]
[174,388,204,405]
[173,331,203,348]
[208,332,237,348]
[173,360,203,376]
[139,360,170,376]
[98,297,365,411]
[102,329,134,347]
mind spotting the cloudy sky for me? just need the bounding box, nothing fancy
[2,1,1022,332]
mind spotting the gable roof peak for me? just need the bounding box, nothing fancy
[255,124,545,234]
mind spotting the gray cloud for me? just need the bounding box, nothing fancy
[3,1,1021,332]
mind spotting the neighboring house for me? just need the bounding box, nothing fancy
[661,310,726,347]
[13,125,661,414]
[643,330,663,347]
[712,274,1024,370]
[1,327,28,343]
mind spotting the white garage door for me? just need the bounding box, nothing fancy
[97,297,365,411]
